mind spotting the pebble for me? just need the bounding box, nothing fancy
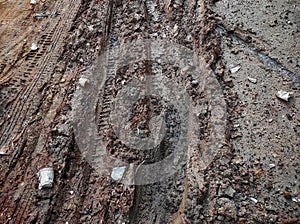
[31,43,38,51]
[79,77,89,87]
[247,77,257,84]
[249,197,258,203]
[276,90,293,101]
[269,163,276,168]
[230,65,241,73]
[30,0,37,5]
[191,79,199,87]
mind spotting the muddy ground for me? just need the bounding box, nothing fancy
[0,0,299,223]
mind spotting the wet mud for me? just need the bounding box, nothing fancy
[0,0,299,223]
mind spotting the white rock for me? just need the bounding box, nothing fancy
[111,166,126,181]
[269,164,276,168]
[30,0,37,5]
[31,43,38,51]
[78,77,89,87]
[248,77,257,84]
[230,65,241,73]
[276,90,293,101]
[292,197,300,203]
[186,34,193,42]
[191,80,199,86]
[173,24,178,33]
[250,197,258,203]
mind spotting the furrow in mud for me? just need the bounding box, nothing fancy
[0,0,82,148]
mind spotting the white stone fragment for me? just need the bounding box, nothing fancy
[269,164,276,168]
[31,43,38,51]
[250,197,258,203]
[79,77,89,87]
[248,77,257,84]
[30,0,38,5]
[230,65,241,73]
[111,166,126,181]
[276,90,293,101]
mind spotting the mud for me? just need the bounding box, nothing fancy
[0,0,299,223]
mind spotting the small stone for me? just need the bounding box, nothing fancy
[111,166,126,181]
[269,163,276,168]
[173,24,178,33]
[230,65,241,73]
[231,132,243,139]
[186,34,193,42]
[276,90,293,101]
[79,77,89,87]
[31,43,38,51]
[266,205,277,213]
[191,79,199,87]
[248,77,257,84]
[30,0,37,5]
[249,197,258,203]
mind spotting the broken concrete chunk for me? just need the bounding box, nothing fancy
[111,166,126,181]
[38,167,54,190]
[247,77,257,84]
[276,90,293,101]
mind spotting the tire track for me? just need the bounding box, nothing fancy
[0,0,81,149]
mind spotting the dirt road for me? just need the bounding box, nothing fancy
[0,0,299,223]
